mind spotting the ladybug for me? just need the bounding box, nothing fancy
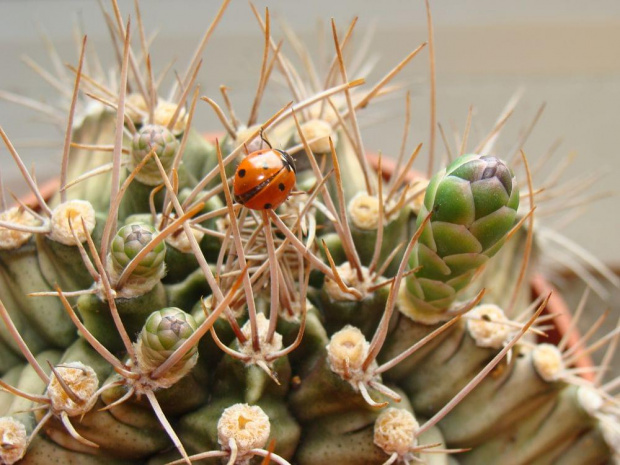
[233,148,296,210]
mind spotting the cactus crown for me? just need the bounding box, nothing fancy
[0,2,616,465]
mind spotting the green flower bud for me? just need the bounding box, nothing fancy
[401,154,519,323]
[135,308,199,387]
[139,307,198,368]
[110,223,166,278]
[131,124,180,186]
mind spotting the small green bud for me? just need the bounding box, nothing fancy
[110,223,166,278]
[401,154,519,323]
[139,307,198,368]
[131,124,180,186]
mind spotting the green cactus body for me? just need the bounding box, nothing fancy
[378,315,460,382]
[459,384,601,464]
[438,345,565,447]
[20,436,134,465]
[295,409,394,465]
[317,268,390,339]
[0,244,76,352]
[400,305,516,414]
[543,426,613,465]
[0,4,617,465]
[182,129,219,183]
[0,364,25,415]
[77,283,167,352]
[57,108,118,212]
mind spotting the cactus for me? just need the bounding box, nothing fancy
[0,2,618,465]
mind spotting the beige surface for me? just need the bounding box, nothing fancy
[0,1,618,266]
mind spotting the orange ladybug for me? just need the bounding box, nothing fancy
[233,148,296,210]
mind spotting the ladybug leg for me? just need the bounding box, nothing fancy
[259,127,273,149]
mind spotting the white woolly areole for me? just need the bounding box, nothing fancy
[217,403,270,454]
[125,93,148,125]
[374,408,419,456]
[0,207,39,250]
[165,228,204,254]
[348,192,381,230]
[295,119,335,154]
[156,214,204,253]
[47,362,99,417]
[234,125,266,153]
[466,304,512,349]
[326,325,379,385]
[577,386,604,416]
[532,343,564,382]
[154,101,188,135]
[239,313,283,361]
[0,417,27,465]
[49,200,96,245]
[324,262,375,302]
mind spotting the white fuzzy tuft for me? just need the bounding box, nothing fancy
[466,304,512,349]
[0,417,27,465]
[47,362,99,417]
[532,343,564,382]
[323,262,375,302]
[326,325,377,384]
[348,192,380,230]
[239,313,283,361]
[374,407,419,456]
[154,101,188,135]
[0,207,40,250]
[125,93,149,126]
[217,403,270,454]
[295,119,335,154]
[49,200,96,246]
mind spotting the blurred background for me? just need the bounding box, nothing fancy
[0,0,618,276]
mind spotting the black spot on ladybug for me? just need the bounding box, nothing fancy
[278,183,285,191]
[238,169,246,178]
[264,203,272,209]
[262,163,269,170]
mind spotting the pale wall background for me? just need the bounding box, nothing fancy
[0,0,619,267]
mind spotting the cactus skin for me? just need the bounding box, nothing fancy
[0,4,617,465]
[401,154,519,324]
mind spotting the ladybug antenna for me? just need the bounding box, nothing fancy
[259,128,273,149]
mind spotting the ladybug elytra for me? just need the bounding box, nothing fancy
[233,148,296,210]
